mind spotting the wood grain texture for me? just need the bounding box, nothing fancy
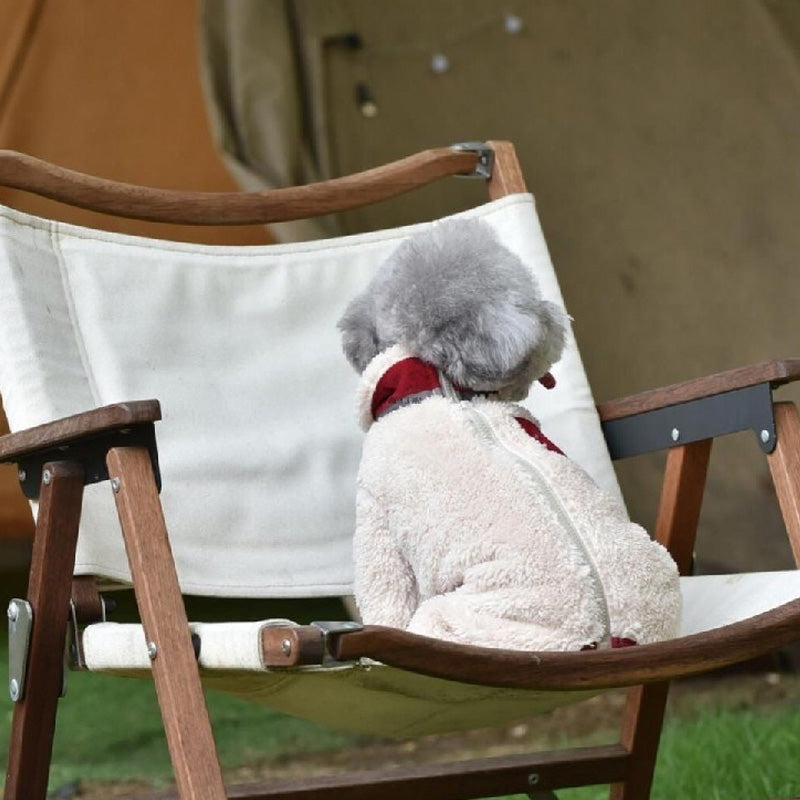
[597,359,800,422]
[4,461,84,800]
[319,592,800,690]
[653,440,713,573]
[0,400,161,462]
[112,744,630,800]
[0,147,480,225]
[609,683,670,800]
[486,140,528,198]
[261,626,325,667]
[767,402,800,566]
[609,439,712,799]
[70,575,105,625]
[106,446,225,800]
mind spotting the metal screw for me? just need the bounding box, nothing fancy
[17,469,26,483]
[9,678,20,702]
[528,772,540,786]
[760,429,770,444]
[146,641,158,660]
[281,638,293,656]
[111,478,121,493]
[43,469,52,485]
[7,602,18,623]
[671,428,680,442]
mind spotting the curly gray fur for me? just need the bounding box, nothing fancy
[338,218,569,399]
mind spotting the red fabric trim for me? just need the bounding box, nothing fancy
[371,358,441,420]
[370,360,564,462]
[538,371,556,389]
[515,417,564,455]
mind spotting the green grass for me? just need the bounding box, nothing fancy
[2,600,800,798]
[0,634,364,791]
[554,704,800,800]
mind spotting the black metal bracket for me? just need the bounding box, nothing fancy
[602,382,776,461]
[16,423,161,500]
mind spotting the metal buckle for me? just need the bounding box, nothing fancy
[7,599,32,702]
[451,142,495,179]
[310,620,364,666]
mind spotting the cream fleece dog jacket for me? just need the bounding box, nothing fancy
[353,345,682,652]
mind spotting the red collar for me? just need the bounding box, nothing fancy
[372,357,472,420]
[370,356,563,456]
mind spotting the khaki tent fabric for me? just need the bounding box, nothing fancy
[0,0,272,544]
[201,0,800,572]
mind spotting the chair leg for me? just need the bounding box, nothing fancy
[4,461,84,800]
[766,402,800,568]
[610,439,712,800]
[106,446,227,800]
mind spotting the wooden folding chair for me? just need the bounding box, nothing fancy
[2,141,800,800]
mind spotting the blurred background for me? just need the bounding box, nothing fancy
[2,0,800,582]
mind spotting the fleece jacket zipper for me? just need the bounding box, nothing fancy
[458,400,612,642]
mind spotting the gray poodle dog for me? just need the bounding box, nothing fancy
[338,218,680,652]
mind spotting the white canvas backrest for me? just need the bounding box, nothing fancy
[0,193,621,597]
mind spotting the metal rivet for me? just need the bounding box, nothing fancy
[147,641,158,660]
[9,678,20,701]
[111,478,121,493]
[7,603,18,623]
[281,638,293,656]
[43,469,52,485]
[504,13,524,34]
[431,53,450,74]
[671,428,680,442]
[17,469,26,483]
[760,429,770,444]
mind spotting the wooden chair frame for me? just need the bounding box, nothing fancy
[2,141,800,800]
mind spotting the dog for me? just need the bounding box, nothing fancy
[338,218,681,651]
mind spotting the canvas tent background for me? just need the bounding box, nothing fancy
[0,0,800,581]
[0,0,271,565]
[199,0,800,575]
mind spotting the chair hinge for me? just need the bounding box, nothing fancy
[16,422,161,500]
[68,596,112,671]
[602,382,777,460]
[311,620,364,666]
[451,142,495,179]
[7,599,32,702]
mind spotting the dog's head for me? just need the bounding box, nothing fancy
[338,218,569,400]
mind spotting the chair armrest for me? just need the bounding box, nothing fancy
[596,360,800,460]
[258,599,800,690]
[597,359,800,422]
[0,400,161,498]
[0,400,161,462]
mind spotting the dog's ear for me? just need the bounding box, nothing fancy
[337,293,381,373]
[528,297,569,373]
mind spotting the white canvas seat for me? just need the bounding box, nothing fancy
[76,571,800,738]
[2,141,800,800]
